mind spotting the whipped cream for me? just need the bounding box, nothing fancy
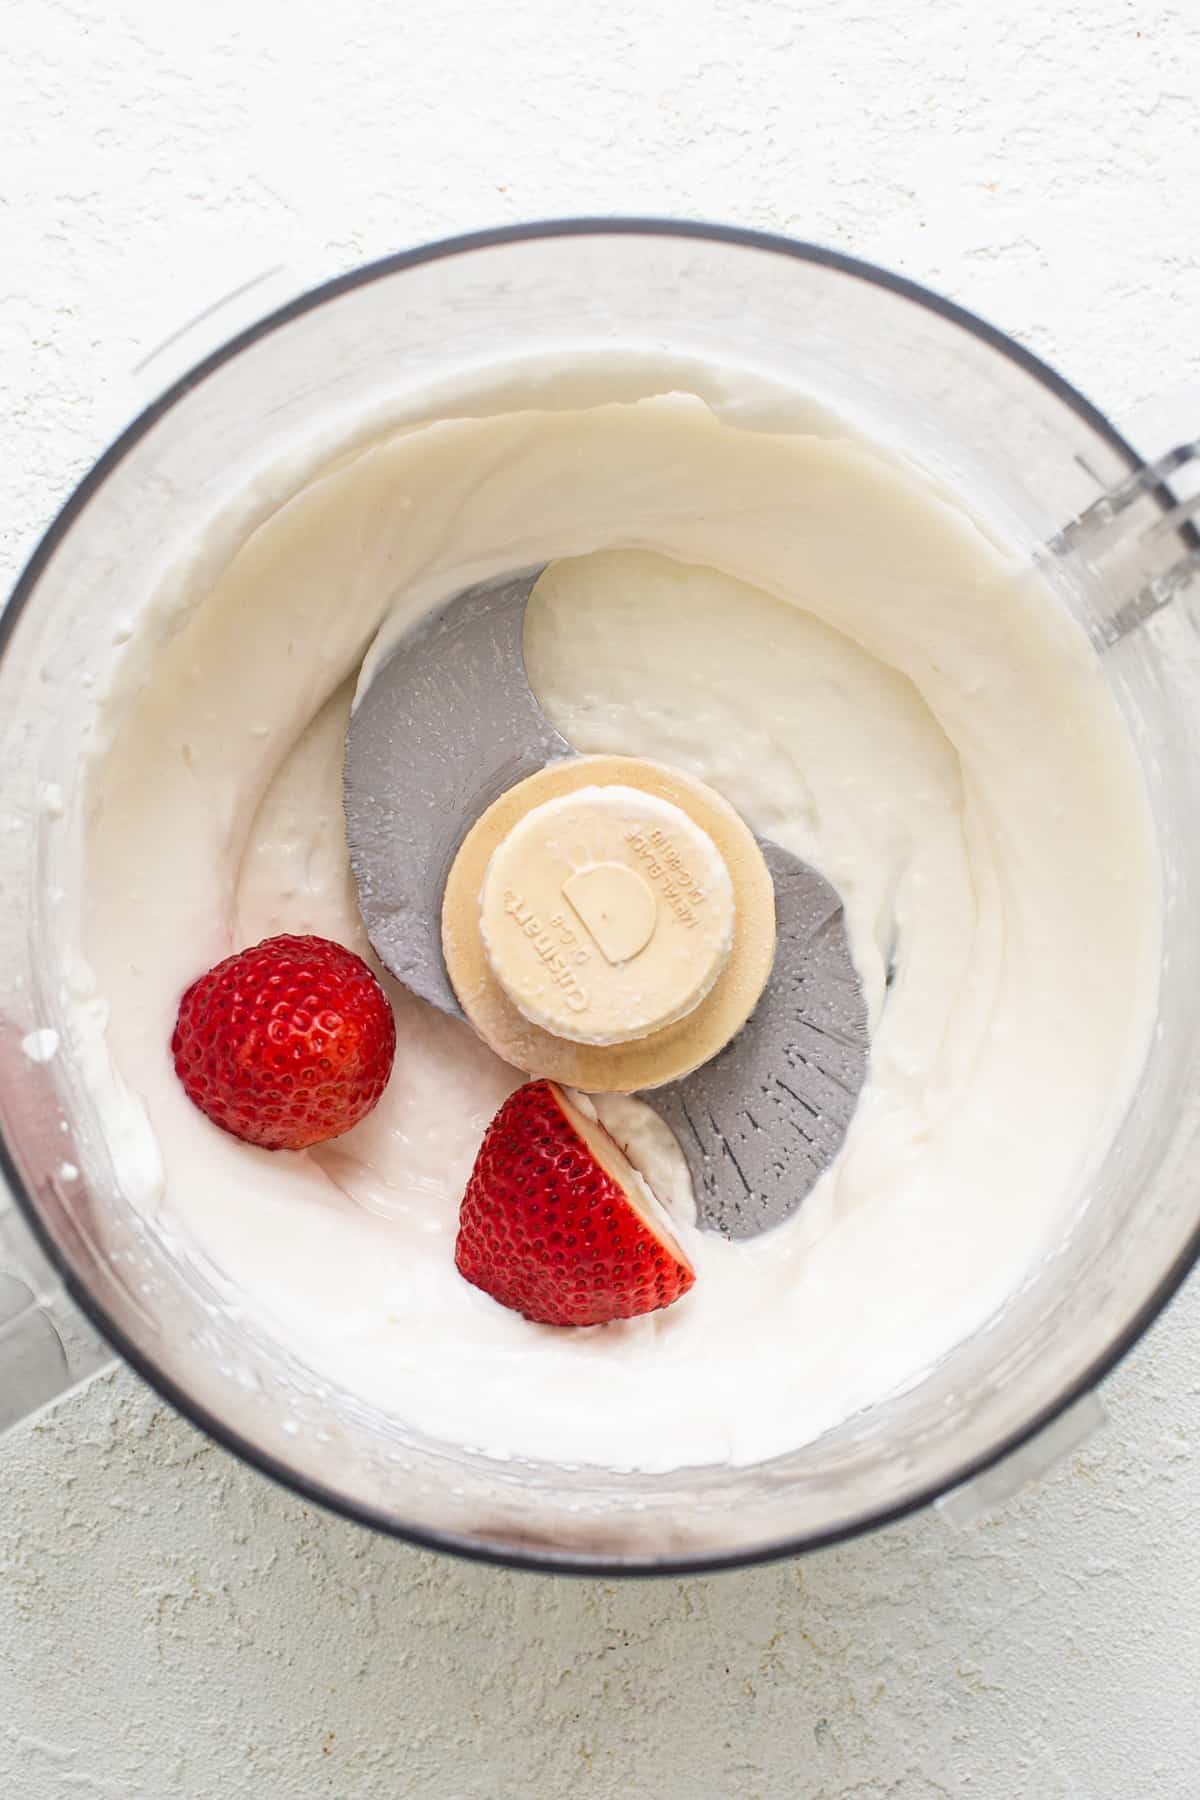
[70,366,1159,1472]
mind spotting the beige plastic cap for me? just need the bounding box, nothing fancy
[478,784,735,1047]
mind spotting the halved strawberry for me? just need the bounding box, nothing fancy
[455,1079,695,1327]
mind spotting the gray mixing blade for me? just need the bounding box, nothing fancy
[343,567,869,1237]
[344,570,570,1014]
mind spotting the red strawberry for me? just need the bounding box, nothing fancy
[455,1079,695,1327]
[172,934,396,1151]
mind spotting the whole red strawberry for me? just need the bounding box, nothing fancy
[455,1079,695,1327]
[172,934,396,1151]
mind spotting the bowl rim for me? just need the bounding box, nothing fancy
[5,214,1198,1577]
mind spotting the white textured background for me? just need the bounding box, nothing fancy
[4,2,1200,1795]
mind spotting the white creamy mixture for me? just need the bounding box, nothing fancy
[74,367,1159,1471]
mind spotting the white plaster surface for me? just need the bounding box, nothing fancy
[3,1,1200,1794]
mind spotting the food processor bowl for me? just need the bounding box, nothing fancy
[2,222,1198,1573]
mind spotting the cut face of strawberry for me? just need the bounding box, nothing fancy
[455,1079,696,1327]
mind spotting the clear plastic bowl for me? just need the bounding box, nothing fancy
[2,221,1198,1572]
